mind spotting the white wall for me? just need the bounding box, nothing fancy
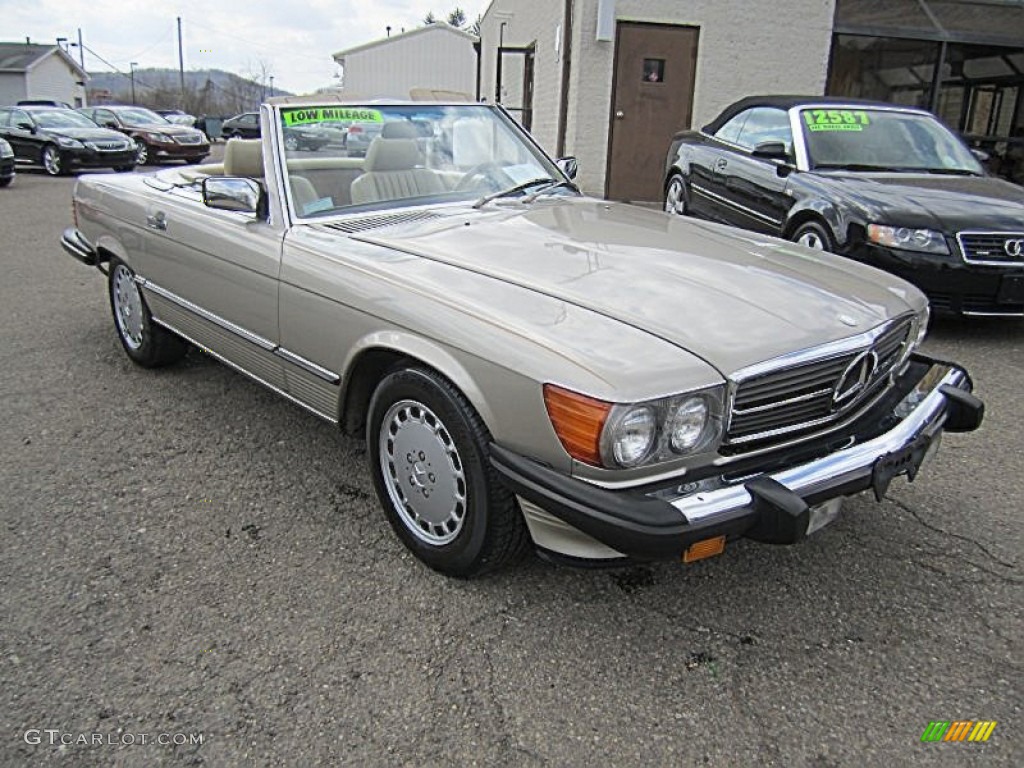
[0,73,28,105]
[480,0,566,157]
[338,27,477,99]
[26,52,87,106]
[483,0,836,195]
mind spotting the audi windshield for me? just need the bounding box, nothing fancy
[800,107,983,175]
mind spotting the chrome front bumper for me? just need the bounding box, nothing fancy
[491,358,983,561]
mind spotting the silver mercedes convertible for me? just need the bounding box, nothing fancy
[61,99,983,576]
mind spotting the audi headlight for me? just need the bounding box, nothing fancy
[867,224,949,255]
[545,384,725,469]
[56,136,83,148]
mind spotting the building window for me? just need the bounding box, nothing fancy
[643,59,665,84]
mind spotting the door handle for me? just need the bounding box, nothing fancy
[615,110,625,120]
[146,212,167,231]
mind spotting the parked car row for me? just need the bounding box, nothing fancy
[663,95,1024,318]
[0,103,209,175]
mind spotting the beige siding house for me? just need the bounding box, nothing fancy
[332,23,478,100]
[0,43,89,107]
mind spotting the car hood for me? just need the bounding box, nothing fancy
[45,126,130,142]
[353,198,921,376]
[130,122,200,136]
[809,171,1024,231]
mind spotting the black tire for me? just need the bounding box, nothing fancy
[41,144,65,176]
[114,165,134,173]
[107,258,187,368]
[367,367,530,577]
[791,220,835,252]
[0,176,11,188]
[664,172,688,216]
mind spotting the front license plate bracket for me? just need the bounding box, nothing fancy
[997,275,1024,304]
[871,437,931,501]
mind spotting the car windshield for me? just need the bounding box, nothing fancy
[116,107,169,125]
[277,104,565,218]
[800,108,982,174]
[32,110,99,129]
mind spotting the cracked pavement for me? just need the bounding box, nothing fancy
[0,164,1020,766]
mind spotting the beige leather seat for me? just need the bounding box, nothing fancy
[222,138,320,214]
[350,138,447,205]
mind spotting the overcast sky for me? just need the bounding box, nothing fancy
[4,0,492,94]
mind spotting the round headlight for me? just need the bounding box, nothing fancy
[608,405,657,467]
[669,397,709,453]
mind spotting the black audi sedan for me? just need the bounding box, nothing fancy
[0,106,137,176]
[663,95,1024,317]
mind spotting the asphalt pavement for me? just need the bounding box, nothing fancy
[0,158,1020,767]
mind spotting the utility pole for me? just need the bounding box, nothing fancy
[77,28,84,69]
[269,76,275,97]
[177,17,186,105]
[130,62,138,104]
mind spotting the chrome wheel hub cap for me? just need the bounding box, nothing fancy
[112,265,145,349]
[380,400,466,546]
[664,179,685,215]
[798,231,826,250]
[43,148,60,175]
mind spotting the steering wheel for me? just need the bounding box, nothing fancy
[453,162,511,193]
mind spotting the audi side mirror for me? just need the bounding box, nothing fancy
[752,141,791,162]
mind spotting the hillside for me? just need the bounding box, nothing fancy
[87,68,292,115]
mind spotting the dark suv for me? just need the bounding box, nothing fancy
[222,112,331,151]
[0,106,137,175]
[78,105,209,165]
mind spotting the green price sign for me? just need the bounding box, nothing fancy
[281,107,383,126]
[803,109,871,132]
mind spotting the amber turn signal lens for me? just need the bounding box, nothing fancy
[682,536,726,563]
[543,384,612,466]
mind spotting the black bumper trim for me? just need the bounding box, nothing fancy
[492,359,983,562]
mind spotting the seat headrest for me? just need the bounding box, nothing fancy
[364,138,422,172]
[381,121,421,139]
[223,138,264,177]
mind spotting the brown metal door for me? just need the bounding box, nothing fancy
[606,23,699,201]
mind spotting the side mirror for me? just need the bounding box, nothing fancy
[104,121,119,130]
[203,177,262,215]
[556,156,578,180]
[752,141,791,162]
[17,122,35,132]
[970,148,990,163]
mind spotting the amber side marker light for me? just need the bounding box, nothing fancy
[683,536,726,563]
[543,384,612,466]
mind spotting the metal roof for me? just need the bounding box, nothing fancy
[0,42,87,77]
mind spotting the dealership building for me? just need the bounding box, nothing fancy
[478,0,1024,200]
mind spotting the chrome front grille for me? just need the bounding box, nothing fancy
[726,316,914,447]
[87,140,130,151]
[172,133,205,145]
[957,231,1024,265]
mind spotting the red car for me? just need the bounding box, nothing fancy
[78,105,209,165]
